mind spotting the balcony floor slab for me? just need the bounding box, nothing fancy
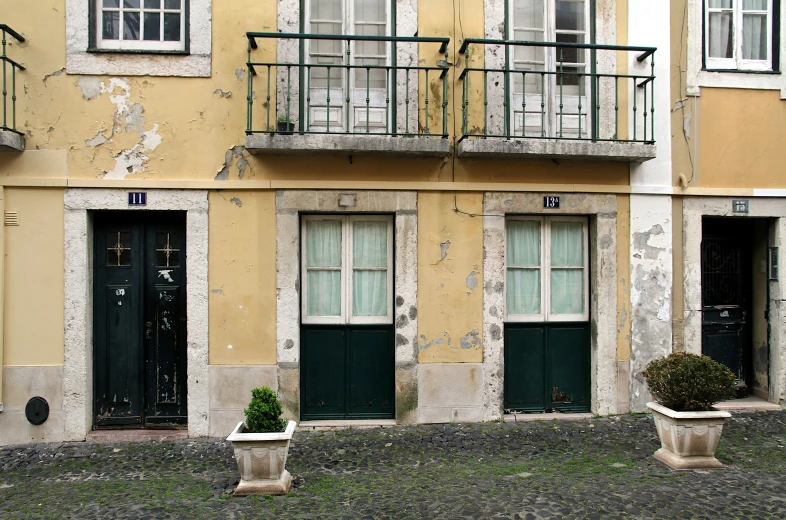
[245,134,451,157]
[0,130,25,152]
[457,137,656,162]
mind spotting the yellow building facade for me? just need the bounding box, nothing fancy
[0,0,778,445]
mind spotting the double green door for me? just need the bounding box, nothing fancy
[93,211,188,427]
[504,323,590,412]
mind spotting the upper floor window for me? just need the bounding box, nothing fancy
[705,0,774,71]
[95,0,187,52]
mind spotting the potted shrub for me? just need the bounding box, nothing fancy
[276,115,295,134]
[226,387,297,495]
[644,352,736,470]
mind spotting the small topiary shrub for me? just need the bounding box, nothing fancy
[244,386,286,433]
[643,352,736,411]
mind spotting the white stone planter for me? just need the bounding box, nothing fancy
[226,420,297,496]
[647,402,731,470]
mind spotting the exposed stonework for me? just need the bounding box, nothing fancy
[275,190,418,423]
[0,131,25,152]
[0,366,64,445]
[63,189,209,441]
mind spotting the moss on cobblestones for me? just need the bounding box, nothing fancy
[1,411,785,519]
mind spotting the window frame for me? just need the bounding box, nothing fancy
[89,0,190,54]
[704,0,775,71]
[301,214,394,326]
[505,215,589,323]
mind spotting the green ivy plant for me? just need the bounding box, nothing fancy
[244,386,286,433]
[643,352,736,412]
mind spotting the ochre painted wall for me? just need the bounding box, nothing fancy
[3,188,65,366]
[417,192,484,363]
[208,190,277,365]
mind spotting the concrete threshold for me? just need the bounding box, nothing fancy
[297,419,398,431]
[504,412,594,422]
[714,396,783,411]
[86,429,189,443]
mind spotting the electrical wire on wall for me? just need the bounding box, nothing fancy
[678,1,696,184]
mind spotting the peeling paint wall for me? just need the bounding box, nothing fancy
[417,192,484,363]
[208,191,276,365]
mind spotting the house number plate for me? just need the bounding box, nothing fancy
[128,192,147,206]
[543,196,560,209]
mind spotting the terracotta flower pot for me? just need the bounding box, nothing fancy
[647,402,731,470]
[226,420,297,495]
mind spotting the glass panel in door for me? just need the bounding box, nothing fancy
[308,0,346,130]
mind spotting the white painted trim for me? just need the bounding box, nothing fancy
[65,0,211,77]
[62,189,209,441]
[704,0,773,72]
[754,189,786,197]
[687,0,786,97]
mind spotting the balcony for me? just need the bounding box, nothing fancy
[456,39,657,162]
[0,25,25,153]
[244,32,451,158]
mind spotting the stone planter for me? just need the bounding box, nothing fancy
[226,420,297,496]
[647,402,731,470]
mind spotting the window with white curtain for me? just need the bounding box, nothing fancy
[301,215,393,324]
[506,216,588,322]
[705,0,774,71]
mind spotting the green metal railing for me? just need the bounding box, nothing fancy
[1,25,25,135]
[458,38,656,144]
[245,32,450,137]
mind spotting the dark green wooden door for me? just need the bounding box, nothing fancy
[301,325,394,420]
[94,212,187,427]
[504,323,590,412]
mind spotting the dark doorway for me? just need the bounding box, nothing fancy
[93,211,188,428]
[701,217,769,397]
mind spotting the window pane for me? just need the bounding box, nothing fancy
[353,221,387,267]
[306,220,342,267]
[163,12,181,41]
[144,0,161,7]
[709,0,733,7]
[742,14,768,60]
[507,269,541,314]
[123,11,141,40]
[551,269,583,314]
[355,0,386,23]
[124,0,140,7]
[507,220,540,267]
[555,0,585,32]
[104,0,120,7]
[311,0,342,20]
[353,271,387,316]
[102,11,120,39]
[709,12,734,58]
[144,12,161,40]
[514,0,544,29]
[551,221,583,267]
[307,271,341,316]
[165,0,181,8]
[742,0,766,9]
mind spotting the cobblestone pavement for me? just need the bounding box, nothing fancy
[1,411,785,519]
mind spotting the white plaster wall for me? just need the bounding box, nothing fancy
[683,197,786,406]
[65,0,212,77]
[208,365,278,436]
[418,364,484,423]
[628,0,671,188]
[0,366,64,446]
[483,192,618,417]
[275,190,418,422]
[63,189,209,441]
[629,194,673,411]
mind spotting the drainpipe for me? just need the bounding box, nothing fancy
[0,186,5,412]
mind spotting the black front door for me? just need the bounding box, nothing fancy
[94,211,187,427]
[701,218,752,393]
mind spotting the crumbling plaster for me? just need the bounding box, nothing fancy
[683,197,786,406]
[275,190,419,423]
[482,192,618,419]
[63,189,209,441]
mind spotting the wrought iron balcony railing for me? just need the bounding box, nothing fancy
[245,32,450,138]
[457,38,656,145]
[1,24,25,136]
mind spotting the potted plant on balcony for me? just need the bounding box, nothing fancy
[644,352,736,470]
[276,115,295,134]
[226,386,297,495]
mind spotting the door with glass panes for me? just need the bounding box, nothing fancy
[306,0,390,132]
[300,215,395,419]
[509,0,590,138]
[504,216,590,412]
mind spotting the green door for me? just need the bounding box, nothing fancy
[94,211,187,427]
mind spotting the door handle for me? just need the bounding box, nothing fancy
[145,321,153,340]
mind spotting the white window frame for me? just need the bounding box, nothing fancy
[94,0,187,52]
[301,214,394,325]
[705,0,773,71]
[506,215,589,323]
